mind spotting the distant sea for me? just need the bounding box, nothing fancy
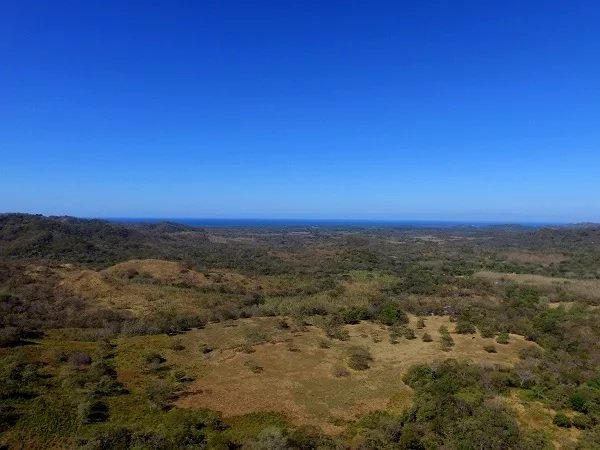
[105,218,557,228]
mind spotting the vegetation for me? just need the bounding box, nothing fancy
[347,346,373,371]
[1,214,600,448]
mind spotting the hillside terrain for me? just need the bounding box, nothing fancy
[1,214,600,449]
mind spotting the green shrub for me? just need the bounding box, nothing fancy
[78,427,133,449]
[455,321,476,334]
[496,332,510,344]
[324,320,350,341]
[483,344,497,353]
[572,414,591,429]
[78,399,109,424]
[552,413,571,428]
[244,329,269,345]
[479,326,496,338]
[92,374,127,396]
[340,307,370,324]
[144,352,166,365]
[347,346,373,370]
[569,391,589,413]
[145,379,176,410]
[377,304,408,326]
[439,326,454,351]
[250,426,289,450]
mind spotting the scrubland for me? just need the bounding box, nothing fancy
[1,214,600,449]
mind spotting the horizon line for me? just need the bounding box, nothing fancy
[4,212,597,226]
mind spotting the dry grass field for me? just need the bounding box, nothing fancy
[475,270,600,303]
[53,259,264,316]
[107,315,538,433]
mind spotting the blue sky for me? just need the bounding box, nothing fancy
[1,1,599,222]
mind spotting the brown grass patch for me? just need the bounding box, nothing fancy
[475,271,600,302]
[503,251,568,266]
[166,315,536,432]
[53,259,265,315]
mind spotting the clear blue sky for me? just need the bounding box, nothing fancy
[1,1,599,222]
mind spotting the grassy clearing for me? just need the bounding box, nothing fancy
[55,259,264,316]
[505,391,581,449]
[163,315,535,432]
[475,270,600,303]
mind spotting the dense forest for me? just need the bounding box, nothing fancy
[1,214,600,449]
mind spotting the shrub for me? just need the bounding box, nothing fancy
[569,391,589,413]
[422,333,433,342]
[78,399,109,424]
[479,325,496,338]
[78,428,133,449]
[286,341,300,352]
[416,317,425,329]
[237,343,255,354]
[244,329,269,345]
[483,344,497,353]
[439,326,454,351]
[200,344,214,354]
[0,405,18,431]
[250,426,289,450]
[403,327,416,340]
[171,339,185,351]
[377,304,408,326]
[318,339,330,349]
[70,352,92,368]
[172,370,193,383]
[92,374,127,396]
[347,346,373,370]
[144,352,166,365]
[324,323,350,341]
[145,380,176,410]
[340,307,370,324]
[455,321,476,334]
[0,327,21,347]
[331,366,350,378]
[244,360,263,374]
[572,414,591,429]
[552,413,571,428]
[496,332,510,344]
